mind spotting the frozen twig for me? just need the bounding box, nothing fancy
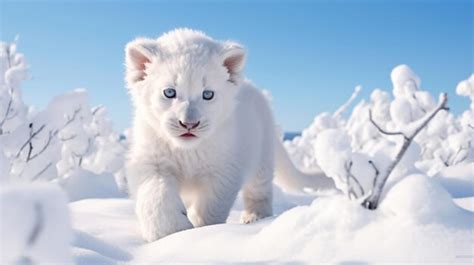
[28,131,53,161]
[31,162,53,181]
[15,124,46,158]
[344,161,365,199]
[16,108,81,160]
[368,110,406,138]
[14,108,82,179]
[362,93,448,210]
[333,85,362,118]
[0,47,17,135]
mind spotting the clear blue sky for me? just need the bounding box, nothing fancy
[1,0,472,132]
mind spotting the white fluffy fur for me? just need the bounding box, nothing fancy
[125,29,333,242]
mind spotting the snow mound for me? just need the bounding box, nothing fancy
[381,173,470,224]
[0,184,73,264]
[58,169,125,202]
[433,162,474,198]
[68,181,473,264]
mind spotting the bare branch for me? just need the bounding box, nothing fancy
[26,124,34,161]
[363,93,449,210]
[28,131,53,161]
[16,107,82,161]
[367,160,380,191]
[0,46,17,134]
[368,110,407,138]
[0,90,15,132]
[411,93,427,114]
[344,161,365,199]
[60,108,82,130]
[15,124,46,158]
[31,162,52,181]
[404,93,449,139]
[92,105,104,116]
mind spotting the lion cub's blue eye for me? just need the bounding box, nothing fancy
[163,88,176,99]
[202,90,214,100]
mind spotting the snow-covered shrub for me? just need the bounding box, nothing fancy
[0,39,128,264]
[284,86,361,170]
[412,74,473,175]
[314,129,378,200]
[286,64,472,209]
[0,40,125,188]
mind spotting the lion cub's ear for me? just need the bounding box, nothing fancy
[221,42,246,84]
[125,38,158,88]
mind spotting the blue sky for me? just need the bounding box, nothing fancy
[0,0,472,132]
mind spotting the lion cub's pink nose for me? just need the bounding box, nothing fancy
[179,120,200,129]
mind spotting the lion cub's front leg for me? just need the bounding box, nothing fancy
[240,165,274,224]
[187,175,242,227]
[135,177,193,242]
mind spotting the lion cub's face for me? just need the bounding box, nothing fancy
[125,29,246,148]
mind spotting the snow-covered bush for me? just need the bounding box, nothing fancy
[0,38,127,264]
[284,86,361,170]
[0,40,125,188]
[0,39,129,264]
[286,64,473,209]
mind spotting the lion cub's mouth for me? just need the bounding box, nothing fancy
[180,132,197,138]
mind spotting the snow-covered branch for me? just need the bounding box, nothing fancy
[0,46,18,135]
[333,85,362,118]
[362,93,448,209]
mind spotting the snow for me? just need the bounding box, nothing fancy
[68,178,473,264]
[433,163,474,198]
[1,40,473,264]
[0,184,73,264]
[58,169,125,202]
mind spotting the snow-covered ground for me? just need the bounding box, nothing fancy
[1,41,473,264]
[69,165,473,264]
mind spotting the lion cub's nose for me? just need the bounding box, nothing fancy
[179,120,200,130]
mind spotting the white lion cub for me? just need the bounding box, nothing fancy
[125,29,332,242]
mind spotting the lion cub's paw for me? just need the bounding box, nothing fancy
[240,211,269,224]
